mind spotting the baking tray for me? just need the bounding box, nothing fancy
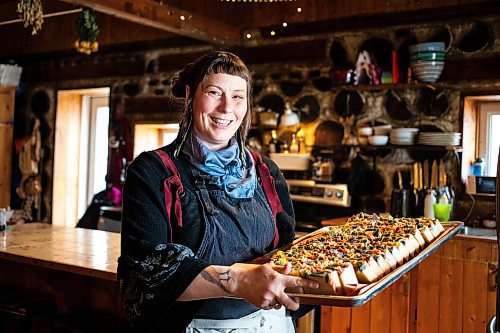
[253,221,463,307]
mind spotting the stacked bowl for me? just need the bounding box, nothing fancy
[390,128,419,145]
[409,42,445,83]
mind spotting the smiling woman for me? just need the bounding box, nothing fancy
[118,51,317,333]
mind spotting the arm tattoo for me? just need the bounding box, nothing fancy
[200,268,231,293]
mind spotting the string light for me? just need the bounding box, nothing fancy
[180,15,186,21]
[246,33,252,39]
[220,0,297,2]
[297,7,302,12]
[282,22,287,27]
[270,30,276,36]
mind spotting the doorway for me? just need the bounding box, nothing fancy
[52,87,110,227]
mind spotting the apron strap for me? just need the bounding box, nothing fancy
[154,149,184,243]
[192,172,217,215]
[249,150,283,249]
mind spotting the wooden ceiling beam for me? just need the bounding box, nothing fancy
[59,0,242,45]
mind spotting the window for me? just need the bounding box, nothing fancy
[53,88,110,227]
[478,102,500,176]
[133,123,179,158]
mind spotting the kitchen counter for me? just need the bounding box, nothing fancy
[0,223,120,280]
[0,223,124,318]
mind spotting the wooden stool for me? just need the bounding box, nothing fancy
[49,309,133,333]
[0,288,56,333]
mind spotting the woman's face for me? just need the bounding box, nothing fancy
[190,73,248,150]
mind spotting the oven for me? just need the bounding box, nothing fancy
[286,179,352,237]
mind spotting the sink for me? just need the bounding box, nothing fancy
[458,226,497,237]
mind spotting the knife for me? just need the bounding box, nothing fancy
[413,162,420,190]
[423,160,429,189]
[439,159,447,187]
[431,160,438,189]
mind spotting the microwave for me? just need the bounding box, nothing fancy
[467,176,496,195]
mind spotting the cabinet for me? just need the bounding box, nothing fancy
[321,235,497,333]
[0,86,15,208]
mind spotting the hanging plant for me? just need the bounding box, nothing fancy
[74,8,100,55]
[17,0,44,35]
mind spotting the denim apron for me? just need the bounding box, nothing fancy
[187,167,276,319]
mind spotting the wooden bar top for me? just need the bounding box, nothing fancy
[0,223,120,281]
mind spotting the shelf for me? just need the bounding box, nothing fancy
[330,82,452,92]
[313,144,462,151]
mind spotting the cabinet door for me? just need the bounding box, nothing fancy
[321,275,411,333]
[0,123,13,207]
[414,238,497,333]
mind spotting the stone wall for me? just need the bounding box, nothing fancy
[16,15,499,223]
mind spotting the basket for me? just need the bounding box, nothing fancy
[0,64,22,87]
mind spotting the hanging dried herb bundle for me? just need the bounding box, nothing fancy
[17,0,44,35]
[74,8,100,55]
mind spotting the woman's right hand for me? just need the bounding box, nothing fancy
[227,262,319,311]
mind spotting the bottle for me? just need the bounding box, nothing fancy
[268,130,278,154]
[289,133,299,154]
[0,208,6,231]
[471,157,483,176]
[423,189,436,218]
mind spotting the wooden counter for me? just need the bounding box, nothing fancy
[0,223,120,281]
[0,223,124,317]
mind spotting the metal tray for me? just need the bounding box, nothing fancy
[255,221,463,307]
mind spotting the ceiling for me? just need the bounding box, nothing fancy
[0,0,499,60]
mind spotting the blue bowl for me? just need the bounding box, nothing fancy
[409,42,446,53]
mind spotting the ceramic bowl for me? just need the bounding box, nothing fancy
[369,135,389,146]
[409,42,445,53]
[373,125,392,136]
[357,126,373,136]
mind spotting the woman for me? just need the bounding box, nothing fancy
[118,51,318,332]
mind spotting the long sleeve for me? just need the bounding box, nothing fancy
[117,151,209,332]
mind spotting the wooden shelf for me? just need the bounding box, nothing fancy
[331,82,452,92]
[313,144,462,152]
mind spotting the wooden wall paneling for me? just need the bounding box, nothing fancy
[465,239,493,262]
[320,306,334,333]
[408,269,419,333]
[0,87,14,208]
[415,256,441,333]
[350,302,371,332]
[462,260,489,332]
[438,249,464,333]
[370,286,392,333]
[390,275,411,333]
[0,87,14,122]
[326,306,351,333]
[0,123,13,207]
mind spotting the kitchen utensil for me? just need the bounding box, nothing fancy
[423,160,429,189]
[431,160,438,189]
[439,159,447,187]
[412,163,419,189]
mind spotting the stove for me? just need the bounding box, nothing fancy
[287,179,351,207]
[286,179,352,234]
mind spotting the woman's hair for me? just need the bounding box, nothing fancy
[171,50,253,157]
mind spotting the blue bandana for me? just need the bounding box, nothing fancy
[182,132,256,199]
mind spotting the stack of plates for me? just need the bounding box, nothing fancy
[390,128,419,145]
[418,132,461,146]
